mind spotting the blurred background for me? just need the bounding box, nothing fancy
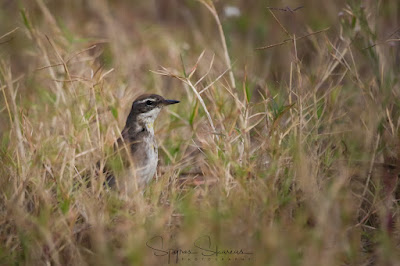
[1,0,399,101]
[0,0,355,93]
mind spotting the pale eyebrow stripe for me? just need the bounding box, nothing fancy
[136,98,156,104]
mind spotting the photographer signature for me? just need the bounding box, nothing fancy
[146,235,253,264]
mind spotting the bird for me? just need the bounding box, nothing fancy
[103,94,179,192]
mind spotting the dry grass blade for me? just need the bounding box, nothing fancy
[199,65,231,94]
[194,53,215,87]
[267,8,291,37]
[198,0,236,89]
[99,68,114,81]
[0,27,19,42]
[187,49,206,79]
[152,65,217,139]
[36,44,98,71]
[186,79,217,138]
[358,134,381,215]
[256,28,329,50]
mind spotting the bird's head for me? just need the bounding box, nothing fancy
[126,94,179,130]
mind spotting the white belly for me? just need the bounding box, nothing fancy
[137,137,158,184]
[130,134,158,186]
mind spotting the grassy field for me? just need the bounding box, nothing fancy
[1,0,400,265]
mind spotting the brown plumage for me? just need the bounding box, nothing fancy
[105,94,179,191]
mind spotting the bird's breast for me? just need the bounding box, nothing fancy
[128,133,158,185]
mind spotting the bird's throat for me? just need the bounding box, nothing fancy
[144,121,154,134]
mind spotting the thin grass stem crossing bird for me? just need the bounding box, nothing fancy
[104,94,179,192]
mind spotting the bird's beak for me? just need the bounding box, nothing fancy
[163,99,180,105]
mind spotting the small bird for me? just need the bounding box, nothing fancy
[105,94,179,192]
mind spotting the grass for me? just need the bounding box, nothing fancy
[0,0,400,265]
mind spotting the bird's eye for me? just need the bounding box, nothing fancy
[146,100,153,105]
